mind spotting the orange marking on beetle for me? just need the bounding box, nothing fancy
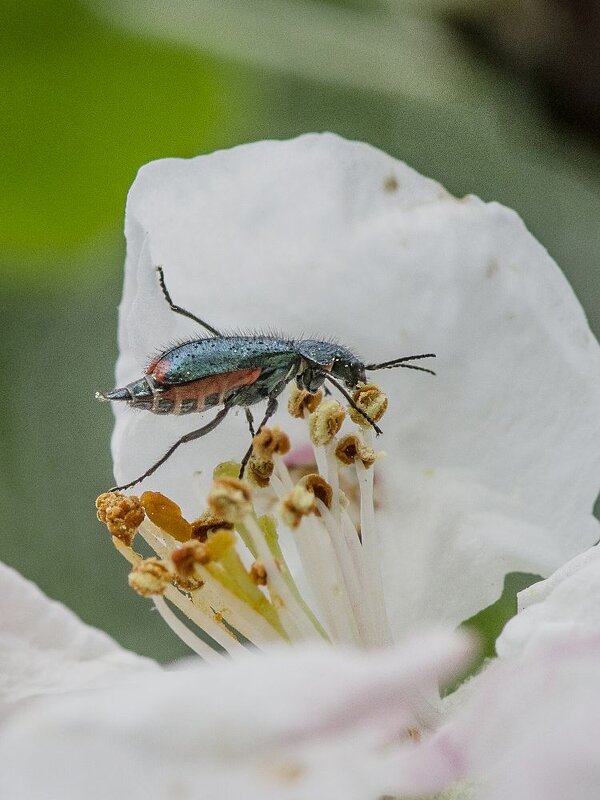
[158,369,262,407]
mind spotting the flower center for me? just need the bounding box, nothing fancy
[96,384,392,659]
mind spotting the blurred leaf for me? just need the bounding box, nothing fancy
[0,0,239,264]
[442,571,542,696]
[90,0,500,106]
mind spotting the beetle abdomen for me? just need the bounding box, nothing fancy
[149,368,262,415]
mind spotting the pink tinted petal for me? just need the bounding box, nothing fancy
[436,635,600,800]
[0,630,473,800]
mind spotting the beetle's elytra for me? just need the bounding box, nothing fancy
[97,267,435,491]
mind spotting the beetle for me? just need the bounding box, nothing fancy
[97,267,435,491]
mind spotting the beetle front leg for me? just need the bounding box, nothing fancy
[324,374,383,435]
[239,396,279,479]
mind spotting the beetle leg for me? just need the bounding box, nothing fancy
[110,405,231,492]
[324,374,383,435]
[156,266,222,337]
[239,396,279,479]
[245,408,255,438]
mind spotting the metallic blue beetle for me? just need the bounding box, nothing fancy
[97,267,435,490]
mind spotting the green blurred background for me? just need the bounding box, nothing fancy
[2,0,600,661]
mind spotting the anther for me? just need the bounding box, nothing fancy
[335,434,377,468]
[128,557,173,597]
[140,491,192,542]
[348,384,388,428]
[298,474,333,510]
[191,512,233,542]
[171,540,210,578]
[308,398,345,446]
[249,561,268,585]
[252,427,291,459]
[96,491,144,546]
[278,485,316,528]
[288,386,323,418]
[246,427,292,488]
[246,455,274,488]
[207,477,253,523]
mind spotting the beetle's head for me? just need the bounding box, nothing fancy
[330,352,366,389]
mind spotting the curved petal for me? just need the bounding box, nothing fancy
[427,635,600,800]
[0,563,156,709]
[497,544,600,659]
[0,630,472,800]
[109,134,600,633]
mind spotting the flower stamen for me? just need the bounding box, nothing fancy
[97,382,393,654]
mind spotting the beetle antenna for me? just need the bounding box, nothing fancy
[156,266,222,337]
[365,353,436,376]
[324,374,383,435]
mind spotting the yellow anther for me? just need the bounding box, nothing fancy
[96,491,144,546]
[278,484,316,528]
[335,434,377,468]
[348,383,388,428]
[207,477,253,523]
[308,398,345,446]
[213,461,242,480]
[249,561,268,586]
[288,386,323,418]
[128,557,173,597]
[140,491,192,542]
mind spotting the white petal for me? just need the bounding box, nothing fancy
[0,630,472,799]
[497,544,600,658]
[110,134,600,632]
[0,563,156,708]
[429,635,600,800]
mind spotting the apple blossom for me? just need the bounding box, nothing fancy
[3,134,598,799]
[101,133,600,658]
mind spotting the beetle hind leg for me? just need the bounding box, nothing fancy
[110,405,231,492]
[245,408,255,438]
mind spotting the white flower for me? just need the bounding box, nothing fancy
[109,133,600,642]
[5,134,600,799]
[0,561,472,799]
[418,546,600,799]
